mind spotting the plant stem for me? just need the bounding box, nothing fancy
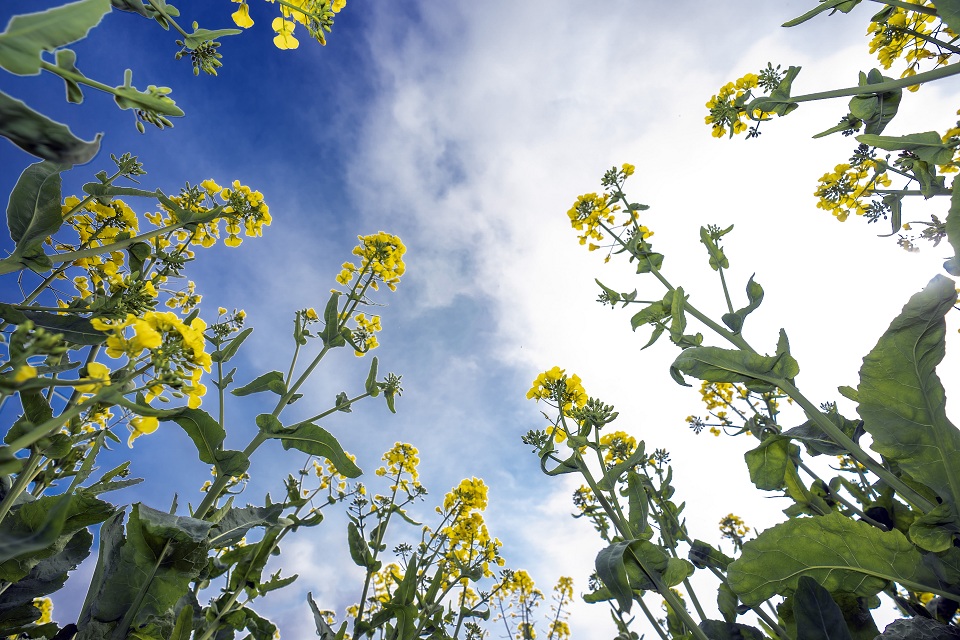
[0,451,42,525]
[778,380,936,513]
[635,595,670,640]
[867,0,937,18]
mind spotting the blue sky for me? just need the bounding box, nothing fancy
[3,1,960,638]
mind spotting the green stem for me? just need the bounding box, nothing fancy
[634,595,670,640]
[681,576,708,622]
[0,451,43,525]
[778,380,936,513]
[897,25,960,55]
[868,0,938,16]
[796,460,888,529]
[300,391,372,424]
[756,60,960,107]
[143,0,190,38]
[717,267,735,316]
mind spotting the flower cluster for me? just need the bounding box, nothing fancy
[230,0,347,50]
[867,4,952,89]
[374,442,423,495]
[719,513,750,550]
[567,165,654,261]
[599,430,637,466]
[813,146,892,221]
[704,68,779,139]
[526,366,588,416]
[350,312,381,357]
[336,232,407,292]
[439,477,504,579]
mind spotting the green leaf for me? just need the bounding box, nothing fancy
[670,346,799,388]
[783,411,864,457]
[722,275,764,333]
[211,327,252,364]
[81,183,160,198]
[182,26,242,50]
[274,423,361,478]
[717,582,738,624]
[365,357,379,396]
[688,539,733,571]
[309,592,347,640]
[858,275,960,510]
[347,521,376,569]
[169,605,192,640]
[0,527,91,617]
[20,310,105,344]
[231,370,286,396]
[208,505,282,548]
[669,286,687,345]
[697,620,765,640]
[909,503,960,553]
[159,408,244,477]
[699,226,730,271]
[662,557,694,587]
[750,66,802,116]
[595,540,669,613]
[849,69,901,136]
[782,0,861,26]
[792,576,854,640]
[594,541,636,612]
[54,48,84,103]
[745,436,798,491]
[933,0,960,35]
[7,161,65,260]
[944,177,960,276]
[0,0,111,75]
[78,504,211,637]
[857,131,955,166]
[320,292,343,347]
[0,91,100,165]
[875,617,960,639]
[727,512,946,606]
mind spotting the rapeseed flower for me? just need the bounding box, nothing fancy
[526,366,588,416]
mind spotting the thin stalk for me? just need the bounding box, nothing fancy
[796,460,889,529]
[300,391,372,424]
[634,595,670,640]
[0,451,43,525]
[681,576,708,622]
[717,267,735,316]
[779,380,935,513]
[897,25,960,55]
[868,0,938,16]
[759,60,960,105]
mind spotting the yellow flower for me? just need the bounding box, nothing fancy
[305,308,318,321]
[77,362,111,393]
[231,1,254,28]
[526,366,588,414]
[332,0,346,12]
[272,17,299,50]
[128,416,159,447]
[34,598,53,625]
[12,364,37,383]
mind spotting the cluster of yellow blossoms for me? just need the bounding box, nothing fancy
[704,72,767,138]
[567,164,653,255]
[230,0,347,50]
[374,442,422,494]
[526,366,588,416]
[867,3,953,88]
[336,232,407,292]
[439,476,504,580]
[350,312,381,357]
[719,513,750,550]
[813,157,892,221]
[599,430,637,466]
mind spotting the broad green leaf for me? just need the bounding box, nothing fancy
[669,286,687,345]
[944,177,960,276]
[211,327,253,364]
[856,131,955,166]
[0,0,110,75]
[7,162,65,257]
[595,540,669,613]
[849,69,901,136]
[727,512,944,605]
[275,422,361,478]
[688,539,733,571]
[20,310,105,344]
[79,504,210,637]
[231,370,286,396]
[208,505,282,548]
[159,408,240,477]
[626,470,648,533]
[783,411,864,456]
[698,621,765,640]
[933,0,960,35]
[670,346,799,388]
[744,437,796,491]
[909,503,960,553]
[875,617,960,639]
[793,576,853,640]
[717,582,738,623]
[594,541,636,612]
[169,605,192,640]
[347,522,375,569]
[630,300,667,331]
[661,557,694,587]
[0,528,91,615]
[0,91,100,165]
[857,275,960,510]
[833,593,880,640]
